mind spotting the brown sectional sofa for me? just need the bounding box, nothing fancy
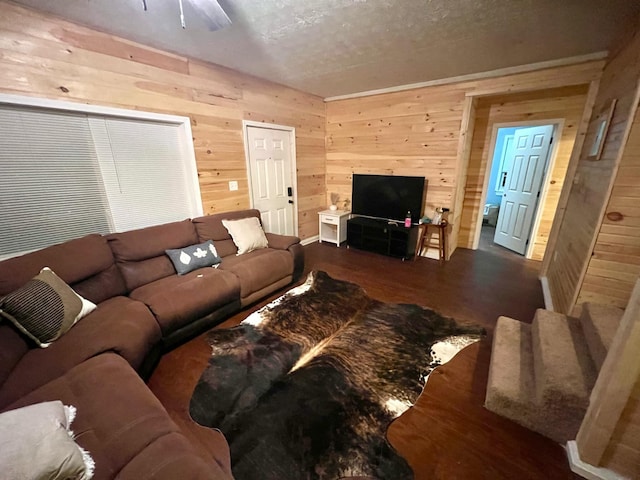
[0,209,304,479]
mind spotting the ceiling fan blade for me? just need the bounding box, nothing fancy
[188,0,231,31]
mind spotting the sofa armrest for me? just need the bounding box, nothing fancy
[264,233,304,281]
[265,233,300,251]
[288,243,305,281]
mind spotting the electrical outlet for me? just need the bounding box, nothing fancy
[229,180,238,191]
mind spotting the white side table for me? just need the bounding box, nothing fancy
[318,210,350,246]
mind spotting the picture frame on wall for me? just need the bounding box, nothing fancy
[587,98,617,161]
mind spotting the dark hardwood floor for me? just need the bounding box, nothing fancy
[148,242,579,479]
[478,224,524,260]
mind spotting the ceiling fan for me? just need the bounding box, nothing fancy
[141,0,232,31]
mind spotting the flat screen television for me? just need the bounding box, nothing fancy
[351,174,426,224]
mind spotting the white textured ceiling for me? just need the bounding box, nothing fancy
[10,0,640,98]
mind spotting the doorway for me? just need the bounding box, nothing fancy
[480,124,556,256]
[243,121,298,236]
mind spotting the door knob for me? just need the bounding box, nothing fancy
[288,200,294,204]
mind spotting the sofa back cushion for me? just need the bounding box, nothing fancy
[0,324,29,388]
[107,220,199,291]
[0,235,123,386]
[193,210,261,258]
[0,235,126,304]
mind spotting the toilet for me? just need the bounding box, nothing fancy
[483,204,500,227]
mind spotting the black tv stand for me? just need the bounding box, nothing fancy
[347,216,419,260]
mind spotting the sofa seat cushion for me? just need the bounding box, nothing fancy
[129,268,240,336]
[115,431,233,480]
[0,296,160,409]
[1,353,231,480]
[219,248,294,299]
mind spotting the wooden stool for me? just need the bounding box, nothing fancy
[415,221,448,261]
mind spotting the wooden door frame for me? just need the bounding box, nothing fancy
[242,120,299,236]
[471,119,564,258]
[449,79,603,311]
[449,97,478,260]
[452,82,600,262]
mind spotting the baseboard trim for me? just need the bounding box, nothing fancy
[301,235,319,246]
[540,276,554,311]
[566,441,628,480]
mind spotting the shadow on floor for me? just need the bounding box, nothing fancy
[478,224,522,259]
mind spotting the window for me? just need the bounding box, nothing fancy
[88,116,201,232]
[0,96,202,260]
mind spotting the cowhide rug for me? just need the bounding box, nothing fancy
[190,271,485,480]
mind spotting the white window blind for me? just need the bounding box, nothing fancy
[0,103,202,260]
[0,106,112,259]
[88,117,201,232]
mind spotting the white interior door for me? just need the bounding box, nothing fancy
[246,126,295,235]
[494,125,554,254]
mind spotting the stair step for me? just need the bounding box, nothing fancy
[485,316,538,430]
[485,316,584,443]
[531,309,598,411]
[579,302,624,370]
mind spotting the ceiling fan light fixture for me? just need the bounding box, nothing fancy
[187,0,232,31]
[179,0,186,29]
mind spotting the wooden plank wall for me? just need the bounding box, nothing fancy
[458,85,589,260]
[326,83,468,218]
[546,24,640,313]
[325,62,603,258]
[578,91,640,308]
[540,80,601,277]
[0,2,326,240]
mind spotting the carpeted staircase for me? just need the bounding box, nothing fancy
[485,303,623,443]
